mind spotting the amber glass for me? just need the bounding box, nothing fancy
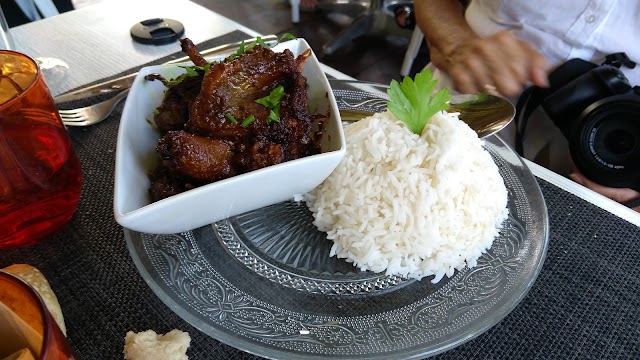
[0,271,77,359]
[0,50,82,249]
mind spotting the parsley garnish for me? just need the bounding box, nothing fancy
[166,63,212,86]
[225,113,238,124]
[255,85,285,123]
[279,33,297,42]
[241,115,256,127]
[226,113,255,127]
[386,69,451,135]
[231,34,298,60]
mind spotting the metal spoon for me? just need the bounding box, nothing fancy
[332,80,515,138]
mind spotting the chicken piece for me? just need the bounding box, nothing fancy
[156,130,236,183]
[234,141,284,173]
[260,64,319,161]
[150,75,203,133]
[147,39,324,202]
[180,38,207,66]
[148,165,199,202]
[186,45,298,140]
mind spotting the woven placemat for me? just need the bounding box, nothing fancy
[1,30,639,359]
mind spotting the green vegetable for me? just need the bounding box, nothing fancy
[241,115,256,127]
[166,63,212,86]
[255,85,285,123]
[232,34,298,60]
[225,113,238,124]
[279,33,297,42]
[386,69,451,135]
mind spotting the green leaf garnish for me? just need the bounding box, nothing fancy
[267,106,281,123]
[166,63,212,86]
[255,85,285,123]
[152,108,159,116]
[279,33,297,42]
[230,34,298,61]
[225,113,238,124]
[241,115,256,127]
[386,69,451,135]
[256,37,268,48]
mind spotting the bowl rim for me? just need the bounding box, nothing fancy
[113,38,346,232]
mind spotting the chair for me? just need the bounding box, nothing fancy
[290,0,422,76]
[307,0,413,56]
[289,0,301,23]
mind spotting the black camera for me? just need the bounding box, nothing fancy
[516,54,640,191]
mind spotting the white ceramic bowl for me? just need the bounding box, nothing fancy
[114,39,345,234]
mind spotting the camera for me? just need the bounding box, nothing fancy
[517,54,640,191]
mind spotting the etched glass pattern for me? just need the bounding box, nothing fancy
[125,81,549,359]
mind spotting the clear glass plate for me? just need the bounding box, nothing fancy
[125,80,549,359]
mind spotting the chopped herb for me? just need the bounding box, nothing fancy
[152,108,159,116]
[267,106,281,123]
[225,113,238,124]
[279,33,297,42]
[230,34,298,61]
[386,68,451,135]
[255,85,285,123]
[166,63,213,86]
[256,37,268,48]
[241,115,256,127]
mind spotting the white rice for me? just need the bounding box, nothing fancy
[306,110,509,283]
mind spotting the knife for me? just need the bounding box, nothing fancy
[53,35,279,104]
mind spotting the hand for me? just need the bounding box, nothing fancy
[569,171,640,213]
[432,30,549,97]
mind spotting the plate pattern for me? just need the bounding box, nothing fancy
[131,144,533,357]
[126,81,548,358]
[220,205,412,296]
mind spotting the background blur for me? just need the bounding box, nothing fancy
[71,0,428,85]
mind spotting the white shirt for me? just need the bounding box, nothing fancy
[465,0,640,84]
[426,0,640,175]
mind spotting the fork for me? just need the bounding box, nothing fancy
[59,89,129,127]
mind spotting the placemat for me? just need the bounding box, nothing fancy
[1,31,639,359]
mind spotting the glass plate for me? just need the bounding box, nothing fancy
[125,80,549,359]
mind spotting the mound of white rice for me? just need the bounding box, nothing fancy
[306,110,509,283]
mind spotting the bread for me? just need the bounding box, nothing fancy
[1,348,36,360]
[2,264,66,335]
[124,329,191,360]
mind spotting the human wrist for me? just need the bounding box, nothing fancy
[436,29,478,61]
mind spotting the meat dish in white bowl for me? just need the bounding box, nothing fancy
[114,38,345,234]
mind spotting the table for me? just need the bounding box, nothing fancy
[2,1,639,359]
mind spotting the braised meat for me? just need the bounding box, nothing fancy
[150,74,203,133]
[146,38,325,202]
[157,130,235,183]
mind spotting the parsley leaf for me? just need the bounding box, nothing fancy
[231,34,298,61]
[386,69,451,135]
[255,85,286,123]
[279,33,297,42]
[241,115,256,127]
[225,113,238,124]
[166,63,212,86]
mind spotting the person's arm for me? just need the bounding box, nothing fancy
[414,0,548,97]
[568,160,640,213]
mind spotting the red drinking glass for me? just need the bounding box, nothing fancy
[0,271,77,359]
[0,50,82,249]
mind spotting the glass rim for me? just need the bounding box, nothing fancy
[0,270,55,357]
[0,50,41,108]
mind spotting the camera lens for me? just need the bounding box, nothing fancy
[604,129,635,155]
[569,95,640,189]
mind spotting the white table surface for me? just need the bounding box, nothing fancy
[9,0,261,96]
[9,0,640,226]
